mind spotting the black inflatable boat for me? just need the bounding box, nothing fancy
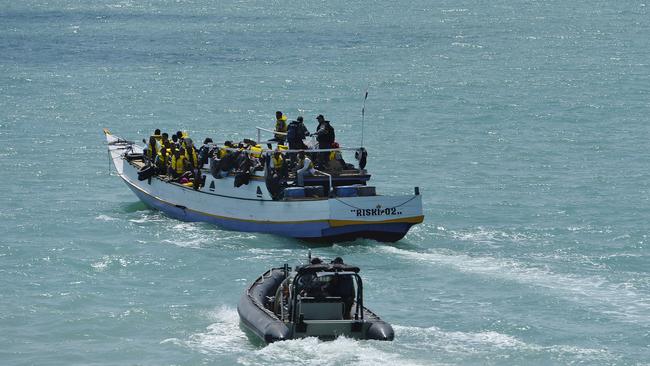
[237,257,394,344]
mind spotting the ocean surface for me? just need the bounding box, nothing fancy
[2,0,650,364]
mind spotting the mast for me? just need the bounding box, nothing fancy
[360,87,369,148]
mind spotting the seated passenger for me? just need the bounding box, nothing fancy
[198,138,213,167]
[184,138,199,170]
[169,147,187,178]
[270,150,286,178]
[154,147,171,175]
[296,150,315,187]
[327,142,346,173]
[171,134,180,150]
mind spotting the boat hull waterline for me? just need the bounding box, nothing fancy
[105,130,423,242]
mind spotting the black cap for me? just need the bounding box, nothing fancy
[297,116,303,122]
[316,114,324,121]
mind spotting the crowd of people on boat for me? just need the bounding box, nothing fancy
[141,111,353,191]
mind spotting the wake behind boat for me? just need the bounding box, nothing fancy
[103,126,423,242]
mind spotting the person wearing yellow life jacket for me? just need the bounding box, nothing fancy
[170,147,187,178]
[267,111,288,148]
[296,150,315,186]
[184,138,199,169]
[155,147,171,175]
[270,150,286,178]
[217,141,233,159]
[327,141,346,172]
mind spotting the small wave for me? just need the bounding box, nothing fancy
[447,226,537,245]
[95,214,119,221]
[91,255,129,271]
[161,238,209,249]
[128,214,168,224]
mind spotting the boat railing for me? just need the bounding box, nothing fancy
[315,169,333,196]
[255,126,286,144]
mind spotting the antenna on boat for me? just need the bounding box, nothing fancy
[360,86,369,147]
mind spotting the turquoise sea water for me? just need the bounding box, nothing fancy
[2,0,650,364]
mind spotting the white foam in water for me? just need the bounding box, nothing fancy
[448,226,536,245]
[180,306,428,365]
[183,306,253,355]
[381,246,650,323]
[394,325,525,354]
[95,214,118,221]
[240,336,427,366]
[393,325,618,362]
[159,223,217,249]
[91,255,129,271]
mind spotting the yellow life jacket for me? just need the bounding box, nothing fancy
[156,150,168,169]
[250,145,263,158]
[277,144,288,151]
[271,154,284,169]
[275,115,288,139]
[217,147,228,159]
[171,154,186,174]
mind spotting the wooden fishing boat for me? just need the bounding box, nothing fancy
[104,128,423,242]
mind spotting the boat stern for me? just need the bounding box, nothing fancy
[322,191,424,242]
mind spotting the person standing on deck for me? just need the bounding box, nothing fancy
[268,111,288,149]
[314,115,335,167]
[286,116,309,164]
